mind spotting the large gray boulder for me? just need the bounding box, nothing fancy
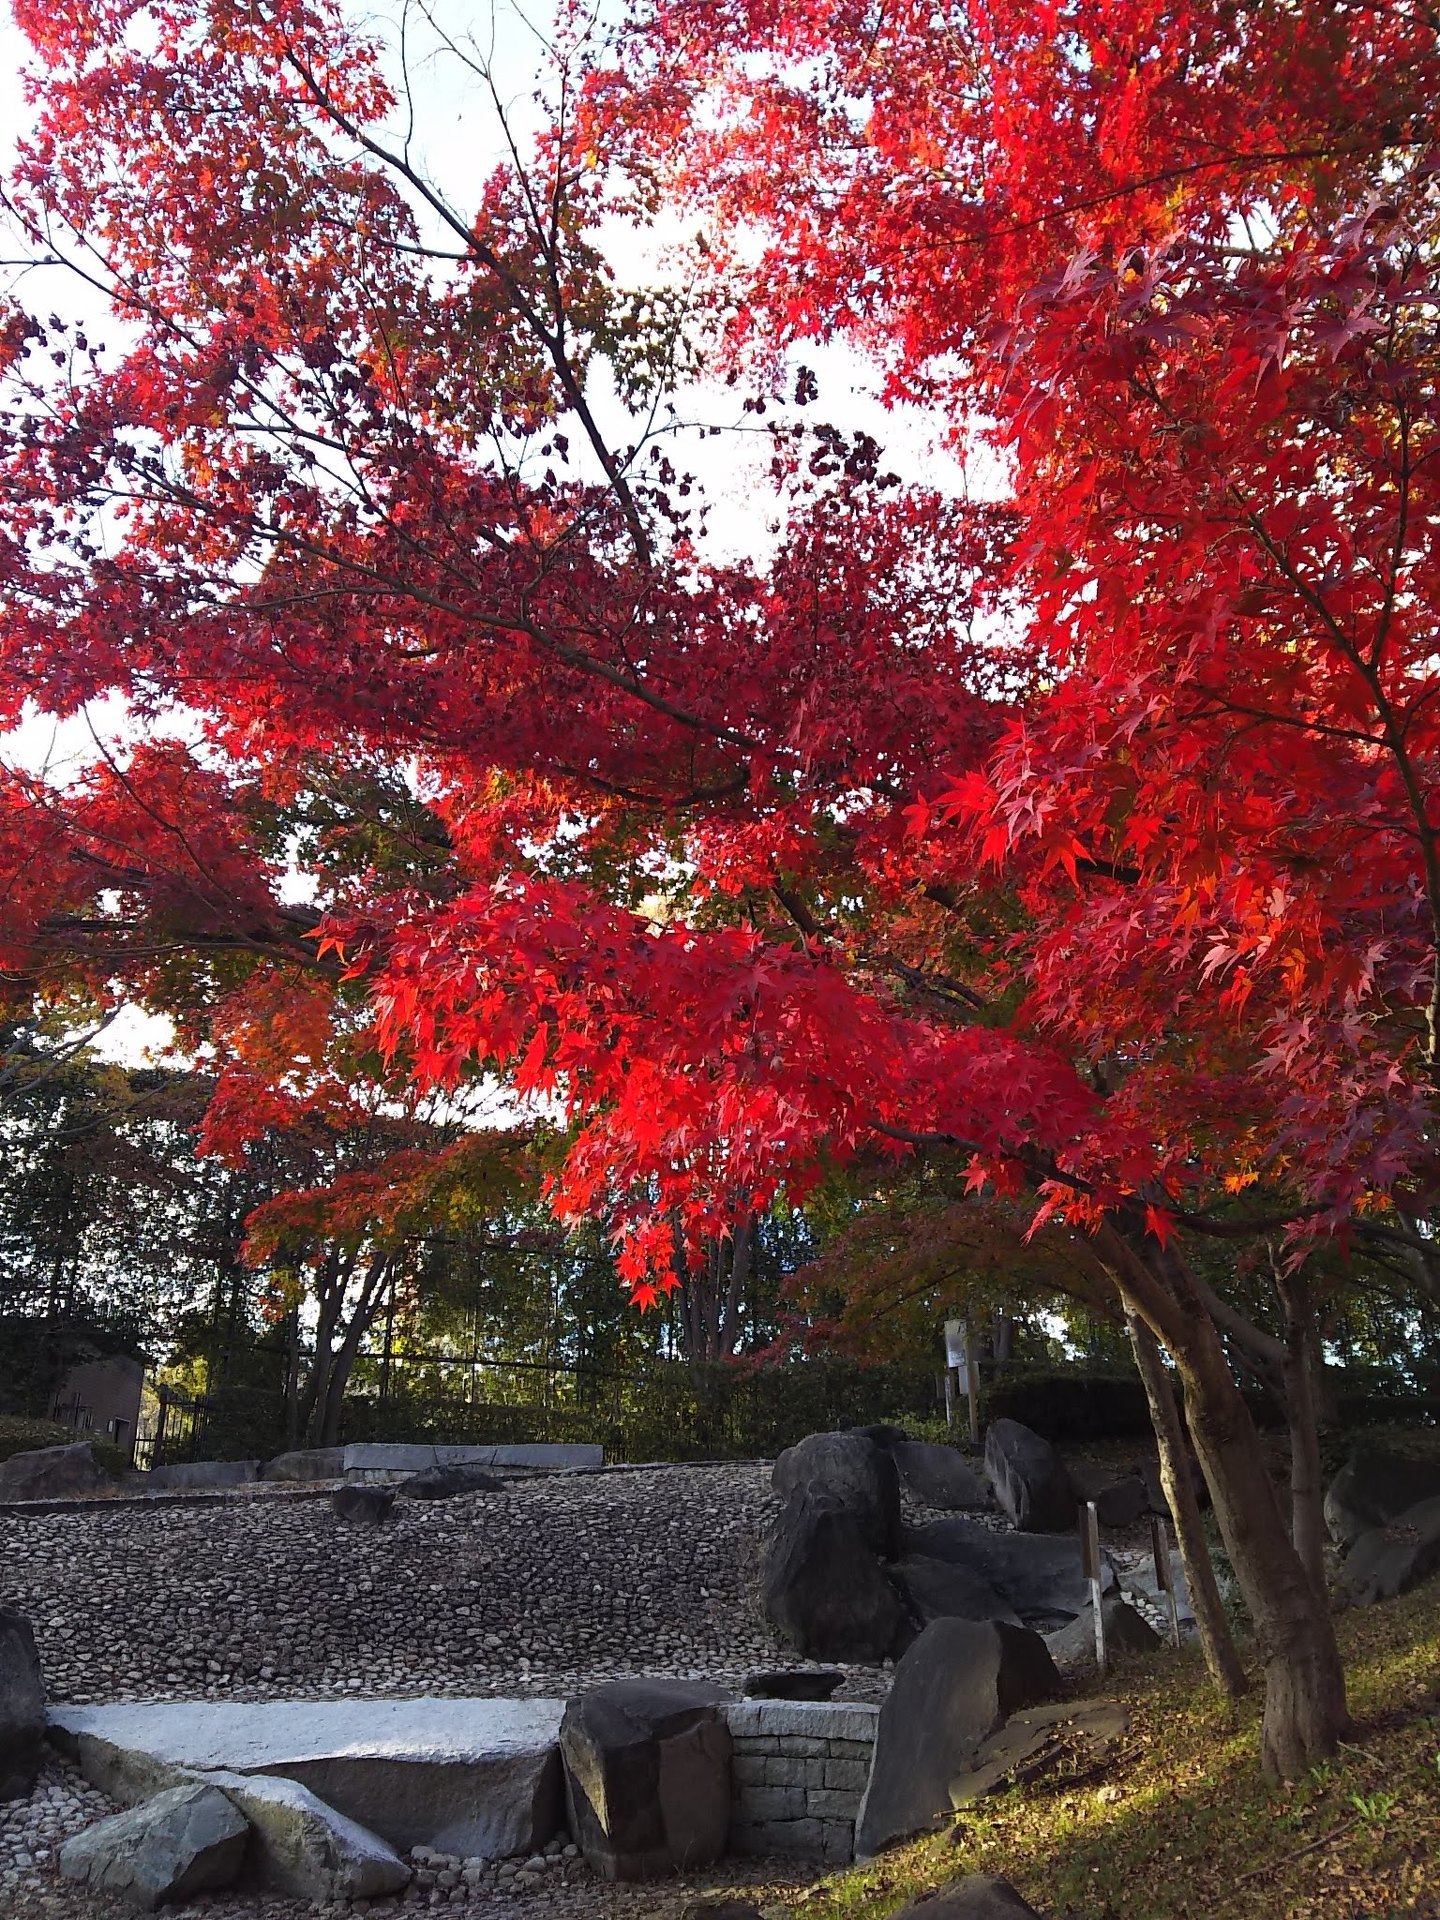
[400,1463,504,1501]
[905,1516,1111,1629]
[262,1448,344,1482]
[0,1440,110,1502]
[147,1460,259,1492]
[855,1618,1059,1856]
[891,1441,990,1511]
[761,1491,911,1662]
[891,1556,1018,1628]
[331,1483,395,1526]
[560,1679,731,1881]
[890,1876,1046,1919]
[1325,1445,1440,1549]
[0,1607,45,1801]
[984,1421,1076,1533]
[1341,1496,1440,1605]
[58,1783,248,1910]
[205,1770,411,1900]
[773,1431,902,1558]
[1069,1464,1148,1530]
[1044,1592,1161,1663]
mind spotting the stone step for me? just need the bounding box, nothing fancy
[49,1696,566,1859]
[340,1443,603,1477]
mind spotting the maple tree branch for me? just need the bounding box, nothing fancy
[279,45,656,568]
[1221,481,1440,1077]
[934,136,1432,250]
[882,955,992,1014]
[771,885,992,1012]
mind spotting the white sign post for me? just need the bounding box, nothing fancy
[1080,1500,1106,1677]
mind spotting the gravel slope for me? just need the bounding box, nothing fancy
[2,1463,838,1918]
[3,1464,793,1704]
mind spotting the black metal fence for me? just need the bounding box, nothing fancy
[137,1342,1440,1471]
[142,1351,951,1467]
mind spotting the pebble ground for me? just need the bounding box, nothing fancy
[3,1464,793,1704]
[1,1457,1170,1919]
[0,1463,843,1919]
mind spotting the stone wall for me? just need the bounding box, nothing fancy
[721,1699,879,1864]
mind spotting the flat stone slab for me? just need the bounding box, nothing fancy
[50,1697,567,1858]
[146,1461,260,1492]
[341,1443,603,1477]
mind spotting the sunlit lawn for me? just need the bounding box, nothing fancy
[786,1576,1440,1920]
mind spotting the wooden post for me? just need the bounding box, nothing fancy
[964,1323,981,1447]
[1151,1513,1183,1647]
[943,1368,956,1430]
[1081,1500,1106,1676]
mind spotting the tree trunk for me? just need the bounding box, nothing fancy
[674,1212,754,1367]
[1276,1268,1328,1602]
[1126,1309,1247,1700]
[298,1248,349,1445]
[1165,1290,1347,1776]
[315,1254,392,1448]
[1099,1224,1348,1777]
[284,1307,302,1450]
[992,1313,1015,1369]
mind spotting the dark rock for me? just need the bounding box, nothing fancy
[945,1700,1131,1808]
[1140,1454,1209,1519]
[852,1423,910,1449]
[58,1782,249,1910]
[1095,1477,1148,1530]
[1069,1465,1148,1530]
[400,1464,505,1501]
[892,1441,990,1511]
[560,1678,731,1881]
[147,1460,260,1492]
[1325,1444,1440,1550]
[773,1431,902,1559]
[890,1875,1046,1919]
[905,1516,1112,1629]
[331,1484,396,1526]
[680,1903,765,1920]
[761,1491,911,1662]
[983,1421,1076,1533]
[741,1668,843,1700]
[854,1618,1059,1855]
[1044,1592,1161,1663]
[1341,1495,1440,1604]
[263,1448,345,1482]
[0,1607,45,1801]
[892,1556,1018,1627]
[0,1441,110,1502]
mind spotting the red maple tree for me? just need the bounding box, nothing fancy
[3,0,1437,1770]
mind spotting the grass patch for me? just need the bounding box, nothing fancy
[791,1579,1440,1919]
